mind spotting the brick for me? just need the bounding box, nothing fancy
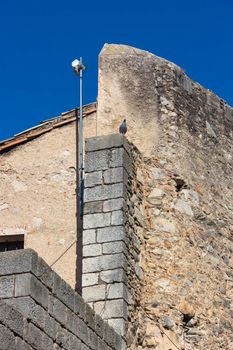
[0,301,24,337]
[85,171,102,187]
[83,229,96,245]
[103,198,124,212]
[0,324,15,350]
[84,201,103,214]
[82,285,106,302]
[85,149,109,172]
[0,249,38,276]
[100,269,127,283]
[82,272,99,287]
[83,212,111,229]
[15,273,49,309]
[83,244,102,257]
[97,226,126,243]
[103,167,123,184]
[83,253,127,273]
[102,241,127,255]
[0,275,14,298]
[111,210,125,225]
[94,299,128,320]
[84,183,124,203]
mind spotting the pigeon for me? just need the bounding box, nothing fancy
[119,119,127,134]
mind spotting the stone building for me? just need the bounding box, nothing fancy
[0,44,233,349]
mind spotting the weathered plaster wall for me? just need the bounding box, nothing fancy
[97,44,233,349]
[0,112,97,288]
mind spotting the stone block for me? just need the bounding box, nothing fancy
[84,303,96,330]
[36,256,53,290]
[56,327,71,350]
[87,327,99,349]
[83,253,127,273]
[85,134,125,152]
[73,317,88,344]
[25,323,44,349]
[74,293,85,320]
[84,183,124,203]
[84,201,103,215]
[97,337,109,350]
[0,275,14,298]
[102,241,127,255]
[111,210,125,225]
[44,314,59,340]
[82,272,99,287]
[83,244,102,257]
[94,299,128,320]
[15,273,49,309]
[82,285,106,302]
[103,198,124,212]
[97,226,126,243]
[0,249,38,276]
[103,324,116,348]
[103,167,123,184]
[85,171,103,187]
[85,149,109,172]
[108,318,127,336]
[0,301,24,337]
[0,324,15,350]
[95,313,104,338]
[52,273,75,310]
[109,148,132,175]
[107,282,129,303]
[83,212,111,229]
[83,230,96,245]
[100,269,127,283]
[50,297,67,326]
[15,337,33,350]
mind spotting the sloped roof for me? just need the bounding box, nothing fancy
[0,102,96,153]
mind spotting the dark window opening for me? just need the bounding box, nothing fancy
[0,235,24,252]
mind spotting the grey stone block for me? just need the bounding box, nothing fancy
[103,167,124,184]
[73,317,88,344]
[25,323,44,349]
[83,253,127,273]
[94,299,128,320]
[111,210,125,225]
[15,337,33,350]
[82,272,99,287]
[85,134,125,152]
[0,249,38,276]
[84,201,103,215]
[86,327,99,349]
[82,285,106,302]
[36,256,54,290]
[50,297,67,326]
[74,293,85,320]
[103,198,124,212]
[69,334,82,350]
[52,273,75,310]
[0,275,14,298]
[95,313,104,338]
[0,324,15,350]
[97,226,126,243]
[97,337,109,350]
[85,171,103,187]
[83,212,111,229]
[83,229,96,245]
[85,149,109,172]
[100,269,127,284]
[15,274,49,309]
[103,324,116,348]
[84,183,124,203]
[107,283,129,303]
[44,314,59,340]
[102,241,127,255]
[84,303,96,331]
[83,244,102,257]
[56,327,71,350]
[108,318,126,336]
[0,301,24,337]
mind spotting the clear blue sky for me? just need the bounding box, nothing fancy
[1,0,233,141]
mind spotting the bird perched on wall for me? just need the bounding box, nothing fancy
[119,119,127,134]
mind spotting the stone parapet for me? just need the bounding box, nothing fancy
[0,249,122,350]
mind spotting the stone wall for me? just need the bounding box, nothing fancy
[97,44,233,349]
[0,249,122,350]
[82,134,145,348]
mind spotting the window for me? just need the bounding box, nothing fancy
[0,234,24,252]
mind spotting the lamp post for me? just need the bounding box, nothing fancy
[72,57,85,217]
[72,57,85,294]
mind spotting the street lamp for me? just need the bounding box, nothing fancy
[72,57,85,217]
